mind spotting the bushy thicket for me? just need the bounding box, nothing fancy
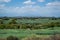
[0,18,60,29]
[0,22,60,29]
[7,36,19,40]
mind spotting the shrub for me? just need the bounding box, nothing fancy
[7,36,19,40]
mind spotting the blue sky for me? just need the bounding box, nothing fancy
[0,0,60,17]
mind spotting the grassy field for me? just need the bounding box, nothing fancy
[0,27,60,38]
[3,19,60,24]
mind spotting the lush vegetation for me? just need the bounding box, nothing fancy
[0,29,60,38]
[0,33,60,40]
[0,17,60,29]
[0,17,60,40]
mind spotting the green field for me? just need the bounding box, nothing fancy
[2,19,60,24]
[0,27,60,38]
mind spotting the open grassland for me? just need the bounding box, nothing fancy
[0,28,60,38]
[2,19,60,24]
[0,28,60,40]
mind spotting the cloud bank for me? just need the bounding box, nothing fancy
[0,0,60,17]
[0,0,11,3]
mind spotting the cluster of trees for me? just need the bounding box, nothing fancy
[0,17,60,29]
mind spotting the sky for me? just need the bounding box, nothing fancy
[0,0,60,17]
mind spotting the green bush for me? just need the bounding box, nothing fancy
[7,36,19,40]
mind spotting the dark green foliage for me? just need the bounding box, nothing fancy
[7,36,19,40]
[0,19,4,24]
[0,17,60,29]
[0,24,5,29]
[9,19,17,24]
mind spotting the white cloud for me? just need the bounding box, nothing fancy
[38,0,45,2]
[0,4,5,7]
[0,0,11,2]
[23,0,36,5]
[0,4,5,9]
[46,2,60,6]
[0,1,60,17]
[45,1,60,17]
[6,5,40,14]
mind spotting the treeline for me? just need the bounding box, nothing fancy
[0,16,60,19]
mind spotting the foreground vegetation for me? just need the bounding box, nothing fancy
[0,29,60,38]
[0,33,60,40]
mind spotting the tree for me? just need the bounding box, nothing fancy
[7,36,19,40]
[9,19,17,24]
[49,22,55,30]
[0,19,3,24]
